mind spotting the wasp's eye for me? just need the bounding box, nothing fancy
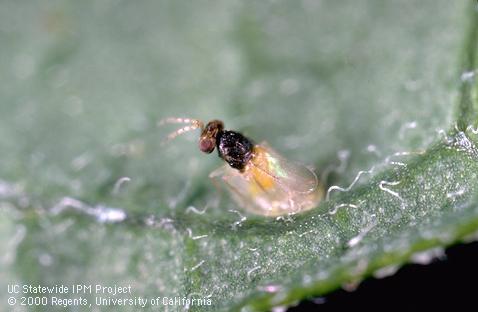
[199,138,216,153]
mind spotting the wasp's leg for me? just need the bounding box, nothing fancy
[209,165,254,209]
[211,167,259,212]
[209,165,229,197]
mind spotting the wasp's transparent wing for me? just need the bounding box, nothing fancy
[210,144,322,217]
[249,144,319,194]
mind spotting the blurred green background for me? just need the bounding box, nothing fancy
[1,1,477,311]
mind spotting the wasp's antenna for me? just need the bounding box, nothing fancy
[158,117,204,144]
[158,117,204,127]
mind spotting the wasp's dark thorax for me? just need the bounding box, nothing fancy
[216,130,254,171]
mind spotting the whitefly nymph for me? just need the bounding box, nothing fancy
[160,117,323,217]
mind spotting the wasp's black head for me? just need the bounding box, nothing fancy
[199,120,224,153]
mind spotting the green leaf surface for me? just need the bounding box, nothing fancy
[1,1,478,311]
